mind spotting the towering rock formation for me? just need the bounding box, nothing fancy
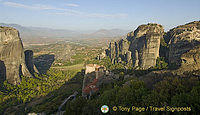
[107,35,132,64]
[130,23,164,69]
[167,21,200,65]
[108,42,116,63]
[25,50,39,76]
[106,23,164,69]
[125,51,132,64]
[167,21,200,70]
[0,26,32,84]
[0,60,6,83]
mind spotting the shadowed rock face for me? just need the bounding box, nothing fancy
[167,21,200,66]
[0,26,32,84]
[25,50,39,76]
[176,45,200,73]
[0,60,6,83]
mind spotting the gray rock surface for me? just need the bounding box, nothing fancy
[107,36,132,64]
[106,23,164,69]
[167,21,200,66]
[25,50,39,76]
[0,26,32,84]
[130,23,164,69]
[173,45,200,74]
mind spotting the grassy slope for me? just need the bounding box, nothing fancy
[51,64,84,71]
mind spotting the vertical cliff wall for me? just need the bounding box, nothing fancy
[0,26,32,84]
[130,23,164,69]
[106,23,164,69]
[25,50,39,76]
[167,21,200,67]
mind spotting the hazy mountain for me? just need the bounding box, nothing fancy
[85,29,129,38]
[0,23,79,39]
[0,23,129,44]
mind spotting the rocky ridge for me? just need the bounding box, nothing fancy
[105,21,200,72]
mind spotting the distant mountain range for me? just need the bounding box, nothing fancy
[0,23,129,43]
[0,23,80,39]
[84,29,128,38]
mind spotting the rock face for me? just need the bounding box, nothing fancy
[167,21,200,67]
[0,26,32,84]
[130,23,164,69]
[177,45,200,73]
[0,60,6,83]
[107,35,132,64]
[96,50,106,60]
[25,50,39,76]
[106,23,164,69]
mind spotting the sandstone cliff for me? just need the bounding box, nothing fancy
[167,21,200,67]
[107,35,132,64]
[106,21,200,73]
[130,23,164,69]
[0,26,32,84]
[106,23,164,69]
[177,45,200,73]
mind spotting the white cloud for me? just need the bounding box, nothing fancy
[3,2,59,10]
[66,3,79,7]
[3,2,31,9]
[3,1,127,18]
[33,4,57,10]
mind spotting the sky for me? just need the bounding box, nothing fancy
[0,0,200,31]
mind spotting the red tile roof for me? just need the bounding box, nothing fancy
[83,78,99,94]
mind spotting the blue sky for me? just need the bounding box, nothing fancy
[0,0,200,31]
